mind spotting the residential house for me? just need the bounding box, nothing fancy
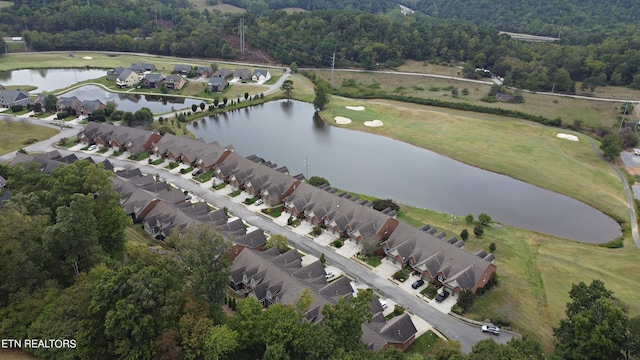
[56,96,82,114]
[165,75,186,90]
[130,63,156,73]
[0,191,10,210]
[362,313,417,351]
[234,68,251,82]
[196,66,213,77]
[252,69,271,83]
[230,229,267,260]
[116,68,140,88]
[173,64,192,75]
[214,68,234,79]
[230,247,417,349]
[77,123,161,155]
[33,93,53,110]
[282,182,399,243]
[78,100,106,116]
[0,89,33,108]
[215,152,303,205]
[106,66,125,81]
[207,77,228,93]
[381,222,496,295]
[142,73,166,89]
[152,133,232,170]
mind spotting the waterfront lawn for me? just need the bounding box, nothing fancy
[397,204,640,353]
[0,120,58,156]
[322,98,627,223]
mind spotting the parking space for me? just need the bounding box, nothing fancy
[430,290,457,314]
[335,239,360,257]
[372,258,400,278]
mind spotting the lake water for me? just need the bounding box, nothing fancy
[62,85,203,114]
[188,100,622,243]
[0,68,106,93]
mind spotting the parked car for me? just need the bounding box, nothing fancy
[192,169,203,176]
[254,199,264,206]
[481,325,500,335]
[324,272,335,279]
[88,145,97,151]
[435,290,450,302]
[380,300,388,309]
[411,279,425,289]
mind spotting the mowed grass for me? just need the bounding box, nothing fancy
[322,98,627,222]
[396,202,640,353]
[314,70,627,129]
[0,1,13,8]
[0,120,59,156]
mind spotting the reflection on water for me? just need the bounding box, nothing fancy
[188,100,621,243]
[0,69,106,92]
[63,85,203,114]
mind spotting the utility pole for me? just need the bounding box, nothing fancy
[239,19,245,55]
[451,209,456,233]
[304,156,309,179]
[331,52,336,88]
[618,90,633,135]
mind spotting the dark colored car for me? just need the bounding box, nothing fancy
[411,279,425,289]
[435,290,450,302]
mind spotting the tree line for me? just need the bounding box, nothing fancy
[1,1,640,93]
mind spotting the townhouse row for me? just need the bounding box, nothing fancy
[77,123,496,295]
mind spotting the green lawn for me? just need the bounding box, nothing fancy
[0,120,59,156]
[406,330,443,356]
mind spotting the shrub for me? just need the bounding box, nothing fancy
[460,229,469,241]
[308,176,330,187]
[489,242,496,253]
[478,213,492,226]
[451,304,464,315]
[372,199,400,212]
[473,225,484,238]
[331,239,343,248]
[392,269,408,282]
[230,190,241,197]
[10,104,24,112]
[311,226,323,237]
[465,214,474,224]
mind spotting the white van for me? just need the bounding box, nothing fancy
[634,149,640,156]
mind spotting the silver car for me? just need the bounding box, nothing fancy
[481,324,500,335]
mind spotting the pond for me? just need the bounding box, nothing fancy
[188,100,622,243]
[0,68,106,93]
[62,85,204,114]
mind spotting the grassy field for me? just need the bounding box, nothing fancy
[0,120,59,156]
[313,69,636,129]
[395,200,640,353]
[321,98,627,223]
[0,0,13,7]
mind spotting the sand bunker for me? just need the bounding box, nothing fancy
[335,116,352,125]
[82,56,93,60]
[557,133,579,141]
[364,120,384,127]
[346,106,365,111]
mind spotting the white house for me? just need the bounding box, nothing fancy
[252,70,271,83]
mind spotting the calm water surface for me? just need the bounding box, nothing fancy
[188,100,621,243]
[63,85,202,114]
[0,68,106,92]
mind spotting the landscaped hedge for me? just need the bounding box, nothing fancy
[331,239,343,248]
[392,269,408,282]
